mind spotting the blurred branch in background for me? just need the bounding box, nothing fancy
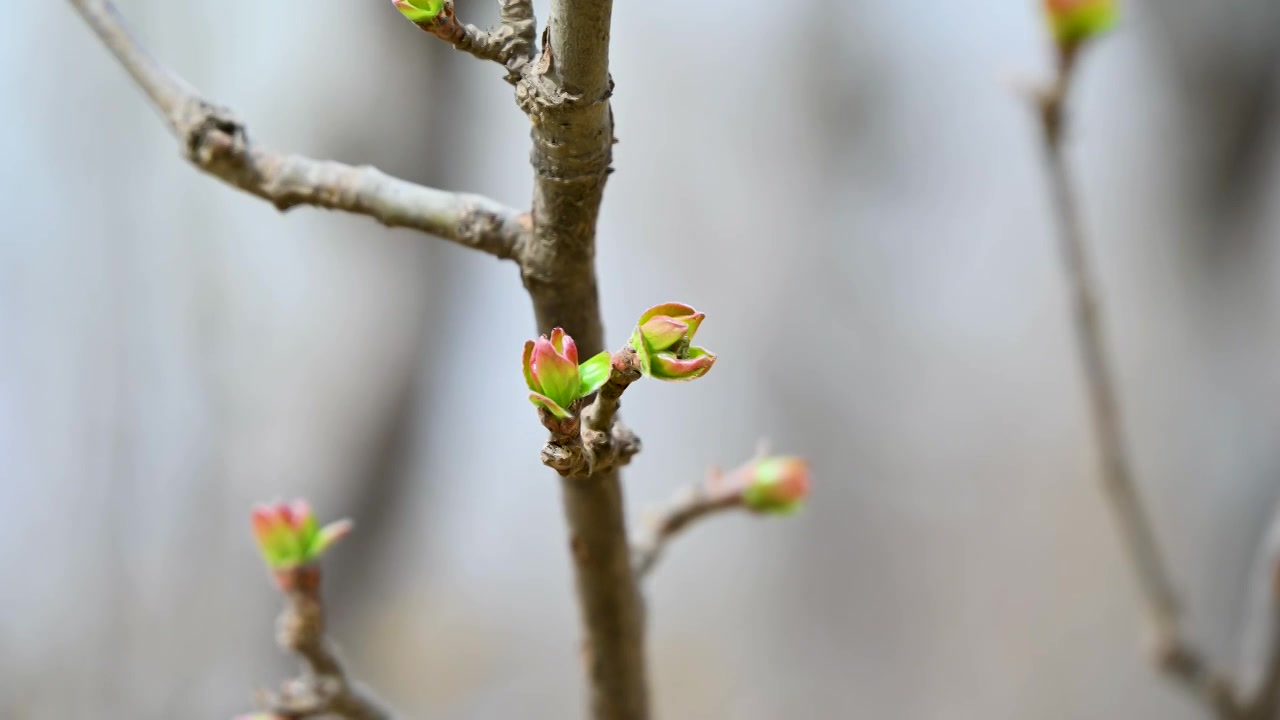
[1033,15,1233,718]
[1033,4,1280,718]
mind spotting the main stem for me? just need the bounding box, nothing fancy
[520,0,649,717]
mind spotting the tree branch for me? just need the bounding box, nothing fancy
[1034,47,1237,718]
[557,468,648,720]
[255,570,395,720]
[511,0,645,716]
[516,0,616,343]
[632,481,744,580]
[68,0,528,260]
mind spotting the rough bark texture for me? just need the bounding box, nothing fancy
[519,0,616,355]
[517,0,648,717]
[560,469,649,720]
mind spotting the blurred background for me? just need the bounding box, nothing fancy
[4,0,1280,717]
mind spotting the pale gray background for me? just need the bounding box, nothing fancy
[4,0,1280,718]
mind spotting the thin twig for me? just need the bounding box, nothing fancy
[68,0,528,259]
[1035,47,1238,718]
[258,571,395,720]
[581,346,642,471]
[412,0,537,83]
[632,482,744,580]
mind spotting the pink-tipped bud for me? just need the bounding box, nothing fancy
[249,499,352,574]
[522,328,611,420]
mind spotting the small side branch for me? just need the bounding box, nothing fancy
[411,0,537,82]
[632,481,743,580]
[256,570,395,720]
[1033,48,1237,718]
[69,0,528,259]
[582,346,642,467]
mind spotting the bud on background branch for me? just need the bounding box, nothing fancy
[251,500,352,592]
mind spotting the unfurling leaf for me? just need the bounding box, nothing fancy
[629,303,716,381]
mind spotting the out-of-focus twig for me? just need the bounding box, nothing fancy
[257,571,395,720]
[67,0,528,258]
[632,479,744,580]
[1033,46,1239,718]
